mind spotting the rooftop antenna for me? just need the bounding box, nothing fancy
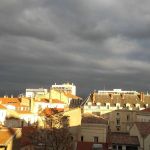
[147,91,149,95]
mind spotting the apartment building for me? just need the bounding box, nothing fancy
[82,89,150,115]
[77,113,108,150]
[103,109,137,133]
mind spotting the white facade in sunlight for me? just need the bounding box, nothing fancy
[98,89,138,95]
[0,109,7,125]
[26,88,48,98]
[52,82,76,95]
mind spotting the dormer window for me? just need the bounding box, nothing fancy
[106,103,110,109]
[136,103,140,110]
[126,103,130,110]
[116,103,120,110]
[97,102,101,108]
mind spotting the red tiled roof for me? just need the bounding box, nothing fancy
[0,98,20,103]
[88,92,150,107]
[42,108,54,116]
[111,133,139,146]
[34,98,49,103]
[82,114,108,124]
[135,122,150,138]
[64,92,80,99]
[42,108,64,117]
[0,104,6,109]
[140,107,150,112]
[0,98,21,107]
[76,142,108,150]
[51,99,65,104]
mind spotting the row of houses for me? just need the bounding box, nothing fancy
[0,88,150,150]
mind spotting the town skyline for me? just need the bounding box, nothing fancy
[0,0,150,97]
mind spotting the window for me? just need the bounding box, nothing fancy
[113,145,116,150]
[117,105,119,109]
[118,146,122,150]
[106,105,110,109]
[81,136,83,142]
[71,136,73,141]
[127,115,130,121]
[116,119,120,125]
[117,127,120,131]
[117,112,120,116]
[94,136,98,143]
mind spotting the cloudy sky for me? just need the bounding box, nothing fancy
[0,0,150,97]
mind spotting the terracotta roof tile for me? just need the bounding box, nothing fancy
[34,98,49,103]
[140,107,150,112]
[42,108,64,117]
[51,99,65,104]
[89,93,150,107]
[0,98,21,107]
[135,122,150,138]
[111,133,139,146]
[82,114,108,124]
[64,92,81,99]
[0,104,6,109]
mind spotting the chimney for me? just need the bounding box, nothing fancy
[140,92,144,102]
[109,93,113,100]
[121,93,124,99]
[92,90,96,104]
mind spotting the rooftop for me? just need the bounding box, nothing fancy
[85,92,150,107]
[82,114,108,124]
[140,107,150,113]
[135,122,150,138]
[110,132,139,146]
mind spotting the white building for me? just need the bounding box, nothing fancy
[0,104,7,125]
[98,89,138,95]
[25,88,48,98]
[52,83,76,95]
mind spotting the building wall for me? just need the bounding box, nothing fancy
[20,98,30,107]
[50,89,69,104]
[144,135,150,150]
[36,89,70,104]
[5,119,22,128]
[26,88,48,98]
[130,124,143,150]
[78,123,107,143]
[63,108,81,141]
[0,109,6,125]
[52,83,76,95]
[107,110,137,133]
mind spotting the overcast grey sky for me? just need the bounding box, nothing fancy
[0,0,150,97]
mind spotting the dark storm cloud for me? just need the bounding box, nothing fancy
[0,0,150,97]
